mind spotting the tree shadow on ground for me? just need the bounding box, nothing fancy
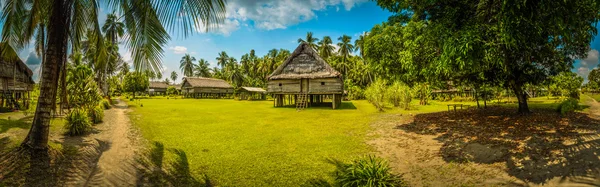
[135,141,213,187]
[0,139,112,186]
[396,106,600,184]
[0,116,34,134]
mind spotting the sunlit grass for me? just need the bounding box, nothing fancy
[126,97,377,186]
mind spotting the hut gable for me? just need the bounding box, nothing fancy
[181,77,233,88]
[149,81,169,89]
[268,42,341,80]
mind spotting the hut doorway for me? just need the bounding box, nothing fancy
[301,79,309,93]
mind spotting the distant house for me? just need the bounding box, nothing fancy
[267,42,344,109]
[181,77,234,98]
[239,87,267,100]
[0,45,35,109]
[148,81,169,96]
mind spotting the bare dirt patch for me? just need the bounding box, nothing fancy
[369,100,600,186]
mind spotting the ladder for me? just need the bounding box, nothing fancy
[296,93,308,111]
[2,91,19,110]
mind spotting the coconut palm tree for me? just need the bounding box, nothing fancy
[180,54,196,77]
[354,32,366,57]
[1,0,226,150]
[318,36,335,59]
[170,71,178,83]
[194,59,211,77]
[298,32,319,51]
[216,51,229,68]
[337,35,355,76]
[102,12,125,45]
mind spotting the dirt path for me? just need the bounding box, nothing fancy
[57,99,141,186]
[583,95,600,117]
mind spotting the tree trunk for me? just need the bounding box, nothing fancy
[474,88,480,108]
[511,82,530,114]
[22,0,71,150]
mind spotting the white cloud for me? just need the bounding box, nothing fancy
[122,50,132,64]
[196,0,368,35]
[169,46,188,54]
[575,49,600,80]
[196,19,240,36]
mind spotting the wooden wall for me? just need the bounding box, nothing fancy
[268,78,342,94]
[268,79,301,93]
[0,60,33,92]
[183,87,234,94]
[308,78,343,93]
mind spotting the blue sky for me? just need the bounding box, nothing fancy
[3,0,599,83]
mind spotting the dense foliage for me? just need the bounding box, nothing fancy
[331,155,402,187]
[365,79,388,112]
[67,65,102,111]
[123,72,149,98]
[366,0,600,113]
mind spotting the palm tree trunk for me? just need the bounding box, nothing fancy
[22,0,71,150]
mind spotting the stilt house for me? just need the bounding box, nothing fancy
[181,77,234,98]
[267,42,344,109]
[0,45,35,109]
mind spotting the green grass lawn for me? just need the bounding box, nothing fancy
[127,98,379,186]
[0,112,65,150]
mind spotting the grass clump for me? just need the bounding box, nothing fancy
[101,99,111,109]
[88,106,104,124]
[65,109,91,136]
[332,155,403,187]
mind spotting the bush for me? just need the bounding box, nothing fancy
[88,106,104,124]
[365,79,388,112]
[557,98,579,116]
[332,155,403,187]
[387,81,411,109]
[101,99,111,109]
[65,109,92,136]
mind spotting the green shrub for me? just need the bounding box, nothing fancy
[65,109,91,136]
[88,106,104,124]
[332,155,403,187]
[452,96,474,102]
[557,98,579,116]
[101,99,111,109]
[365,79,388,112]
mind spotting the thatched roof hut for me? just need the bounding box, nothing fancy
[148,81,169,95]
[0,44,35,109]
[267,42,344,109]
[239,87,266,100]
[181,77,234,98]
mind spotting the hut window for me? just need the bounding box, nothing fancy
[278,83,282,86]
[321,82,325,85]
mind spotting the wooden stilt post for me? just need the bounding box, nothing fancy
[332,94,336,109]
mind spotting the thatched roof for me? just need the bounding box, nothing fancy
[268,42,341,80]
[149,81,169,89]
[0,43,34,80]
[241,87,266,93]
[182,77,233,89]
[172,84,182,90]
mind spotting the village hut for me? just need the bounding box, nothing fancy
[267,42,343,109]
[181,77,234,98]
[239,87,267,100]
[0,45,35,109]
[148,81,169,96]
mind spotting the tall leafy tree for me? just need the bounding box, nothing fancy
[354,32,366,57]
[372,0,600,113]
[1,0,226,149]
[318,36,335,59]
[194,59,211,77]
[179,53,196,77]
[337,35,354,76]
[298,32,319,51]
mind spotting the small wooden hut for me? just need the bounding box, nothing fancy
[181,77,234,98]
[0,46,35,109]
[239,87,266,100]
[267,42,343,109]
[148,81,168,96]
